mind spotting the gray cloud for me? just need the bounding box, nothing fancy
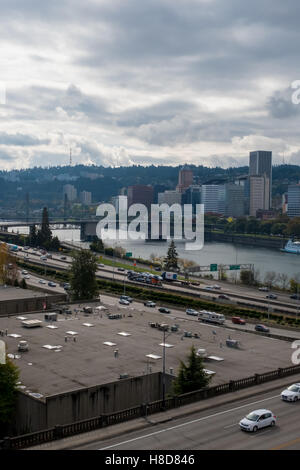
[0,0,300,167]
[0,132,49,146]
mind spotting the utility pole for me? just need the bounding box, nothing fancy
[25,192,29,223]
[162,328,166,409]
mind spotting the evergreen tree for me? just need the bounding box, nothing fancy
[37,207,52,248]
[70,250,98,300]
[0,358,19,436]
[90,238,104,253]
[20,278,28,289]
[50,236,60,251]
[164,240,179,270]
[173,345,211,395]
[29,224,37,247]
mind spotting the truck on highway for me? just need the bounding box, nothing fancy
[162,271,177,281]
[198,310,225,325]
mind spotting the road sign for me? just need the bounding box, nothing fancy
[210,264,218,272]
[126,252,132,258]
[229,265,240,270]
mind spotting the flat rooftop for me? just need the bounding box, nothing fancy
[0,285,47,301]
[0,294,295,400]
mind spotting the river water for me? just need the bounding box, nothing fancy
[7,226,300,280]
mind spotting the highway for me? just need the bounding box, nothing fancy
[72,385,300,450]
[15,247,300,317]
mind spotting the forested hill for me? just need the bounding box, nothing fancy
[0,163,299,208]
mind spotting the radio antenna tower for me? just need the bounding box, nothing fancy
[69,147,72,166]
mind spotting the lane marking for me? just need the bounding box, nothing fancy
[99,393,280,449]
[271,436,300,450]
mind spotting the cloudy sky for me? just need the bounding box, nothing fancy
[1,0,300,169]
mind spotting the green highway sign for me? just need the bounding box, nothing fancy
[210,264,218,272]
[125,252,132,257]
[230,264,240,270]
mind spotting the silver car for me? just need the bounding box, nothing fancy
[239,409,276,432]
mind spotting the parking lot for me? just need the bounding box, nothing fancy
[0,293,294,399]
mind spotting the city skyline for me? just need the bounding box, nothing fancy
[0,1,300,170]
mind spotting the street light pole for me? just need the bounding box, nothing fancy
[162,328,166,409]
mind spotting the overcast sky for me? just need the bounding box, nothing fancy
[1,0,300,170]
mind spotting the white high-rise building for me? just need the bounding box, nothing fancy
[249,175,270,217]
[201,185,225,214]
[79,191,92,205]
[63,184,77,202]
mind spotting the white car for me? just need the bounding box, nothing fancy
[39,279,46,284]
[21,270,28,275]
[239,409,276,432]
[212,284,221,290]
[144,301,156,307]
[204,286,214,291]
[119,298,130,305]
[281,383,300,402]
[98,264,105,268]
[23,275,30,279]
[186,308,199,316]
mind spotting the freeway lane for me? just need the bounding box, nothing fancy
[16,249,300,316]
[72,386,300,450]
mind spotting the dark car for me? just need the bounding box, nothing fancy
[219,294,230,300]
[266,294,277,299]
[255,324,270,333]
[158,307,170,314]
[232,316,246,325]
[290,294,300,300]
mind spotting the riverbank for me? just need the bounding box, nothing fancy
[207,230,288,250]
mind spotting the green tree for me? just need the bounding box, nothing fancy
[286,218,300,237]
[0,358,19,434]
[235,217,247,233]
[50,236,60,251]
[37,207,52,248]
[164,240,179,270]
[173,345,211,395]
[20,278,28,289]
[246,217,261,234]
[70,250,98,300]
[240,270,254,285]
[29,224,37,247]
[90,238,105,253]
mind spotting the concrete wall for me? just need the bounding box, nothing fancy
[0,293,66,317]
[11,393,47,435]
[11,372,174,434]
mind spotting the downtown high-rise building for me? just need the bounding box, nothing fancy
[249,175,270,217]
[176,168,194,193]
[63,184,77,202]
[287,183,300,218]
[249,150,272,210]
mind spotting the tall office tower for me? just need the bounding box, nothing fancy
[157,190,182,206]
[182,185,202,214]
[127,185,154,211]
[234,175,250,215]
[63,184,77,202]
[287,183,300,218]
[224,184,245,217]
[249,150,272,207]
[79,191,92,205]
[201,184,226,214]
[176,168,194,193]
[249,175,270,217]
